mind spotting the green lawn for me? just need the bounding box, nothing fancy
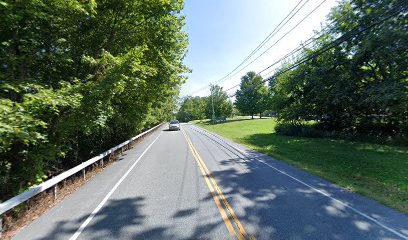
[195,118,408,214]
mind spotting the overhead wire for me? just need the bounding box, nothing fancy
[257,20,338,77]
[218,0,328,85]
[186,0,311,96]
[225,1,407,97]
[214,0,310,83]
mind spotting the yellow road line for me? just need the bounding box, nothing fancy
[191,141,249,239]
[182,129,254,240]
[181,130,237,236]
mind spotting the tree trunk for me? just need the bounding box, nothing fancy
[251,113,254,119]
[260,112,262,119]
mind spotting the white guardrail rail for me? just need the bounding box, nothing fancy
[0,122,164,216]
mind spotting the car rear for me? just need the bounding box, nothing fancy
[169,120,180,131]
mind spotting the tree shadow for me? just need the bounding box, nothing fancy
[86,197,146,239]
[30,188,230,239]
[241,132,408,210]
[202,152,407,239]
[23,125,407,240]
[186,125,408,239]
[34,197,146,240]
[172,208,197,218]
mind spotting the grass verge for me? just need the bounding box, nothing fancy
[195,118,408,214]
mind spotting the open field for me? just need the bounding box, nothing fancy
[195,118,408,214]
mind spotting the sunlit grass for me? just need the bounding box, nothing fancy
[196,118,408,214]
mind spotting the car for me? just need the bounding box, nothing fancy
[168,120,180,131]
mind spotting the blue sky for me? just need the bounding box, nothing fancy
[180,0,339,97]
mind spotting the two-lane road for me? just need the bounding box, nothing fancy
[14,124,408,240]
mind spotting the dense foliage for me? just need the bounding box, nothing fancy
[206,84,233,119]
[0,0,188,199]
[176,96,206,122]
[176,84,233,122]
[235,71,268,119]
[268,0,407,140]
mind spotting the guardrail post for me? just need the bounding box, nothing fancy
[53,185,58,201]
[82,169,86,180]
[100,159,104,167]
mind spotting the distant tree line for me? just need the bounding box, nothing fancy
[178,0,407,142]
[0,0,188,199]
[177,85,233,122]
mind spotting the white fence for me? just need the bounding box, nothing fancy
[0,122,164,216]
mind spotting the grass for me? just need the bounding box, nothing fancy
[195,118,408,214]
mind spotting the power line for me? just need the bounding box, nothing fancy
[219,0,328,85]
[215,0,310,84]
[186,0,310,96]
[257,20,338,77]
[226,1,407,97]
[223,21,340,93]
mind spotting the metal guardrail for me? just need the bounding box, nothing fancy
[0,122,164,216]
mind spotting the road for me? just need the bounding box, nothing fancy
[13,124,408,240]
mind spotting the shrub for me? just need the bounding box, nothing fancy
[275,122,324,138]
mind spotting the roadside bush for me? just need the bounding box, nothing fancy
[275,122,408,145]
[275,122,324,138]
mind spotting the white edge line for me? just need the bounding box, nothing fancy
[256,160,408,240]
[69,131,163,240]
[0,123,164,215]
[191,125,408,240]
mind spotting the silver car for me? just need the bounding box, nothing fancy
[169,120,180,131]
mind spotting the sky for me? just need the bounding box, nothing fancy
[180,0,340,97]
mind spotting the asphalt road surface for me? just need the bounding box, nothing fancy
[13,124,408,240]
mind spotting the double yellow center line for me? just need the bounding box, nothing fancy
[181,129,255,240]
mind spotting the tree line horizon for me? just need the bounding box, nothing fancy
[177,0,407,141]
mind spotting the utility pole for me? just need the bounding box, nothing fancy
[228,95,233,119]
[211,85,215,124]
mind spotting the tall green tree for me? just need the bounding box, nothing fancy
[268,0,407,138]
[235,71,268,119]
[0,0,188,199]
[206,84,233,119]
[177,96,206,122]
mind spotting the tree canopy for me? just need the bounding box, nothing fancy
[268,0,407,138]
[177,96,206,122]
[235,71,268,119]
[0,0,188,199]
[206,84,233,119]
[176,85,233,122]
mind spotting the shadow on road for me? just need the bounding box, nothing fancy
[31,125,407,240]
[162,129,180,132]
[86,197,145,238]
[185,124,408,240]
[34,197,145,240]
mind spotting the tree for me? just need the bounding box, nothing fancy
[177,96,206,122]
[235,71,268,119]
[268,0,407,138]
[206,85,233,119]
[0,0,188,199]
